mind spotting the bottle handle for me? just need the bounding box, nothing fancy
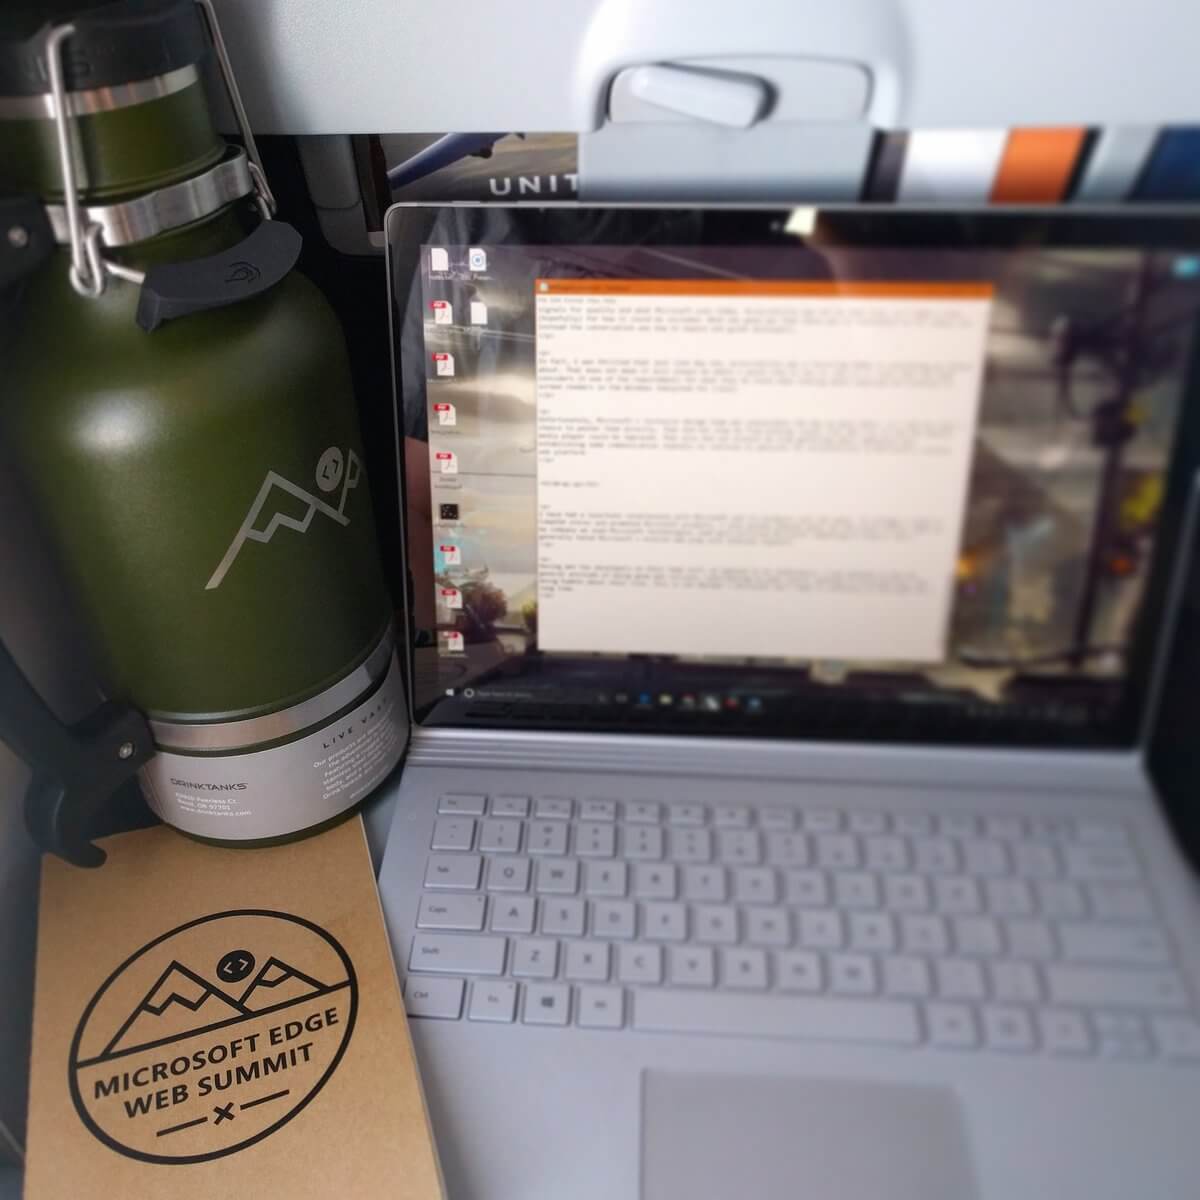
[135,217,302,331]
[0,640,154,866]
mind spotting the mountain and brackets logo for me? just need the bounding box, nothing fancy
[69,910,357,1164]
[205,446,363,591]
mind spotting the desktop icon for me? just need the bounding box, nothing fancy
[723,696,741,711]
[439,543,462,565]
[439,503,460,521]
[700,693,721,712]
[746,696,764,714]
[430,247,449,272]
[435,450,458,475]
[679,693,697,710]
[442,631,464,653]
[440,586,463,610]
[658,693,674,707]
[470,300,488,325]
[433,401,457,426]
[433,352,455,377]
[468,247,487,271]
[431,299,452,324]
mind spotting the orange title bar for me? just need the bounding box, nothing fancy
[536,278,994,299]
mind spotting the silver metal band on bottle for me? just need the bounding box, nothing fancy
[148,629,396,753]
[0,62,200,120]
[44,145,256,247]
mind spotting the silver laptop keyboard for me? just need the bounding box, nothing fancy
[401,792,1200,1062]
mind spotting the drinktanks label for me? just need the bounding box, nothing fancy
[140,653,407,840]
[69,911,357,1164]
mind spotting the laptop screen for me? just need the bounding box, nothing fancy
[386,206,1200,747]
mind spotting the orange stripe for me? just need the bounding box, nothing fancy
[536,279,994,299]
[990,127,1087,203]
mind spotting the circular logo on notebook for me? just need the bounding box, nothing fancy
[68,910,357,1164]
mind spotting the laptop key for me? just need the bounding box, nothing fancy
[925,1002,979,1048]
[469,980,518,1023]
[1035,881,1085,919]
[936,958,986,1000]
[409,933,506,975]
[417,893,486,931]
[1064,845,1140,881]
[667,802,705,825]
[487,856,531,893]
[713,804,751,828]
[626,801,661,824]
[535,796,573,819]
[1058,923,1170,966]
[882,955,931,998]
[784,869,828,907]
[492,794,530,817]
[1086,883,1154,922]
[491,896,536,934]
[511,937,558,978]
[1046,965,1189,1010]
[634,863,677,900]
[439,793,486,815]
[683,865,728,902]
[479,818,522,854]
[695,904,739,944]
[585,861,628,897]
[669,828,713,863]
[642,902,687,941]
[592,900,636,939]
[635,989,919,1044]
[524,983,571,1026]
[668,946,716,987]
[528,821,569,856]
[541,898,586,937]
[717,830,760,864]
[775,951,822,993]
[721,948,769,990]
[577,986,625,1028]
[618,943,664,985]
[424,854,483,890]
[405,976,465,1019]
[536,858,580,895]
[432,817,476,851]
[625,826,664,861]
[1152,1016,1200,1062]
[565,941,610,982]
[765,832,808,867]
[576,822,617,858]
[830,953,876,995]
[746,908,790,947]
[733,867,777,904]
[982,1006,1036,1053]
[1093,1011,1152,1060]
[1038,1008,1093,1056]
[580,799,617,821]
[761,807,796,831]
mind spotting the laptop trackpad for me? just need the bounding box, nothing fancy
[641,1071,978,1200]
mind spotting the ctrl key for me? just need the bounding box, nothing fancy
[404,976,465,1020]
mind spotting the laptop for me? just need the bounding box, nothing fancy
[377,204,1200,1199]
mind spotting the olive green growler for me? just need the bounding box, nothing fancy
[0,0,406,859]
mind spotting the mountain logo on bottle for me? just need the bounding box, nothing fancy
[206,446,362,590]
[69,910,357,1165]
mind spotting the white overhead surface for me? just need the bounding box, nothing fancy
[211,0,1200,135]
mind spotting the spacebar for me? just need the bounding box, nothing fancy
[633,990,920,1045]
